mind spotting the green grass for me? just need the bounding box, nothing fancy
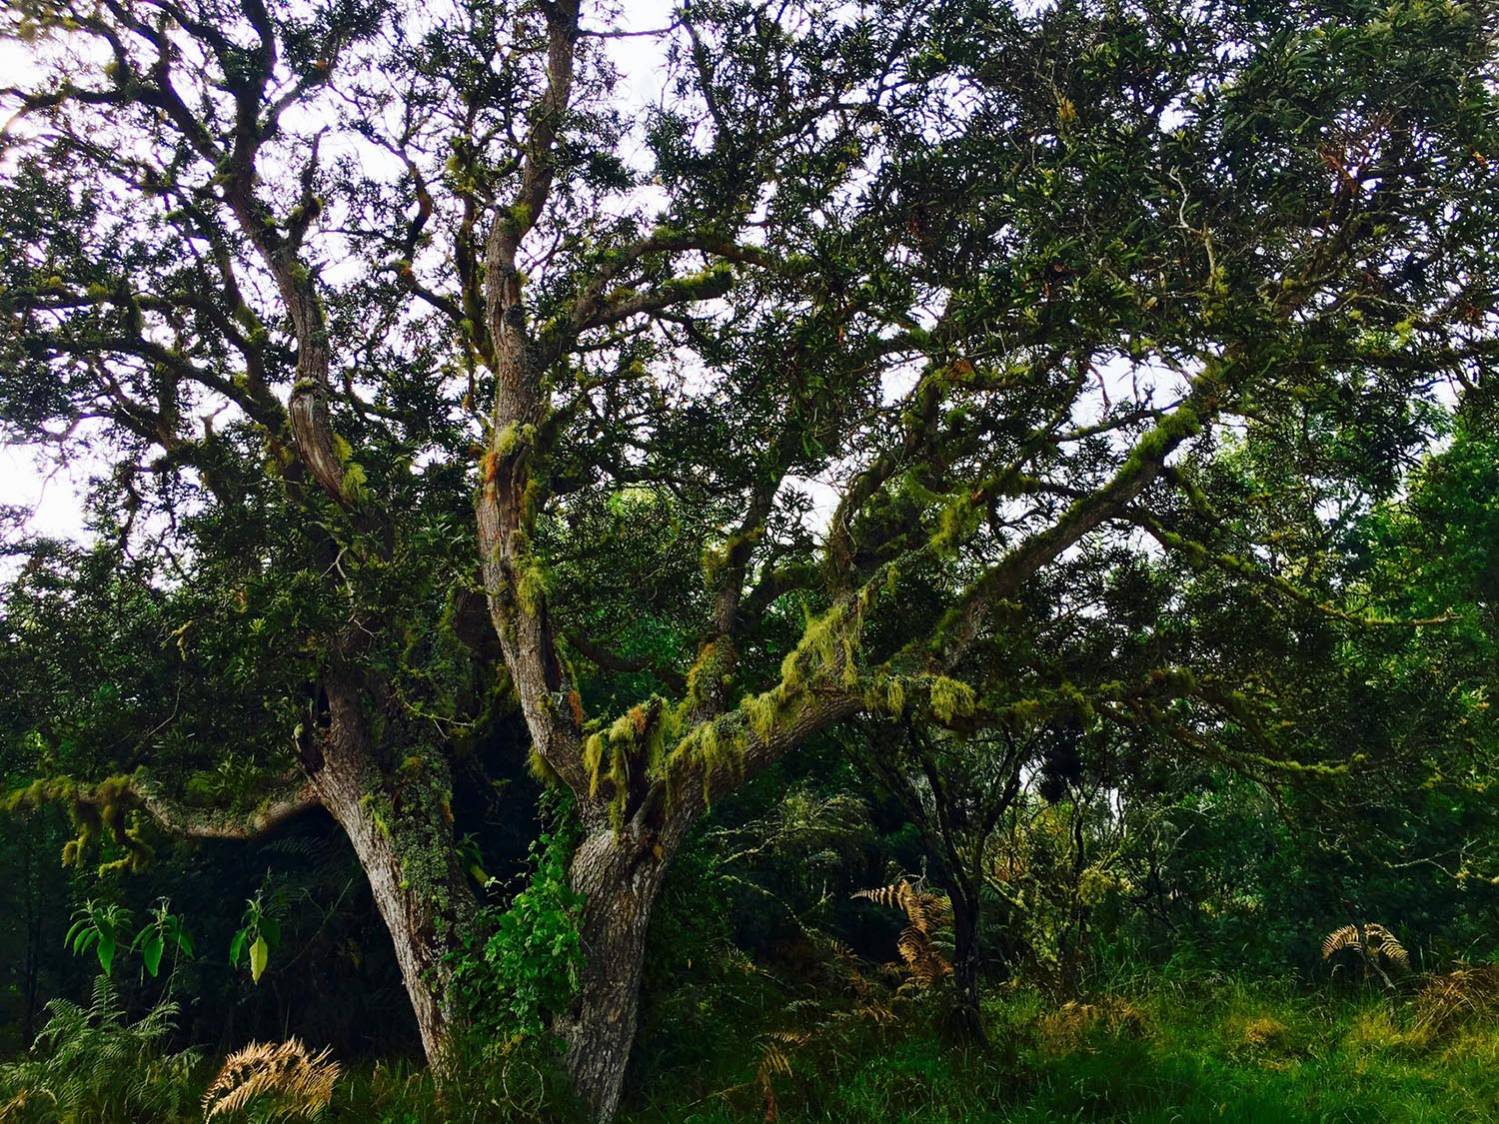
[615,973,1499,1124]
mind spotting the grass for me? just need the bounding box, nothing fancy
[617,972,1499,1123]
[6,971,1498,1121]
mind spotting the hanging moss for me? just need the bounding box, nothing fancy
[515,560,548,616]
[5,774,154,872]
[671,711,750,808]
[528,745,561,785]
[927,676,977,725]
[886,676,906,716]
[740,689,783,743]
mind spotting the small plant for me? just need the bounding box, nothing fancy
[131,897,194,978]
[459,793,583,1044]
[852,880,953,986]
[63,900,132,976]
[0,975,200,1120]
[201,1039,341,1120]
[230,888,282,985]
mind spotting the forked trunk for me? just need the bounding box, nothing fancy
[559,822,678,1121]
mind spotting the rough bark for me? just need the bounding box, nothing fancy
[558,820,679,1120]
[302,677,477,1072]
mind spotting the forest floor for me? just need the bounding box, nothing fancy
[615,972,1499,1123]
[321,971,1499,1122]
[10,969,1494,1121]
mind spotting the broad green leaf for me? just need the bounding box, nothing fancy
[249,935,268,983]
[142,933,164,977]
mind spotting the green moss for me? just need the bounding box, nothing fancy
[684,642,731,710]
[886,677,906,715]
[493,421,536,459]
[515,562,548,616]
[4,774,153,872]
[928,676,977,725]
[527,746,560,785]
[583,732,606,798]
[340,461,369,504]
[740,690,781,743]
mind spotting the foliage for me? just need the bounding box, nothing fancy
[61,900,130,977]
[1322,923,1412,972]
[0,976,200,1123]
[852,880,954,987]
[230,888,283,988]
[132,898,194,980]
[458,797,584,1044]
[0,0,1496,1115]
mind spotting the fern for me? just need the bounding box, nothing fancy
[853,880,953,985]
[0,975,200,1121]
[1321,923,1410,970]
[1414,966,1499,1034]
[202,1039,341,1120]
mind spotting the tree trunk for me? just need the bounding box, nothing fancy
[949,886,987,1043]
[307,679,476,1072]
[559,819,679,1121]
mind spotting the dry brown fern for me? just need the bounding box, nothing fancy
[1321,923,1410,970]
[201,1038,340,1120]
[1413,966,1499,1034]
[853,881,953,985]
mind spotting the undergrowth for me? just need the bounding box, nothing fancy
[4,970,1499,1121]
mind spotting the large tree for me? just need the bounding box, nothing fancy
[3,0,1496,1117]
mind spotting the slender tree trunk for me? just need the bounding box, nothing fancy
[949,886,987,1043]
[559,816,682,1121]
[306,678,476,1071]
[20,814,42,1044]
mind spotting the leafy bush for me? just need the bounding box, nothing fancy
[456,794,584,1044]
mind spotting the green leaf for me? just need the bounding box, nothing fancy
[142,933,164,978]
[229,929,246,968]
[97,930,116,975]
[249,935,268,983]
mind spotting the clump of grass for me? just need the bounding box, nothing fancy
[1235,1014,1290,1050]
[1034,996,1149,1057]
[1413,966,1499,1037]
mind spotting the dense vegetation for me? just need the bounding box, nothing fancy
[0,0,1495,1119]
